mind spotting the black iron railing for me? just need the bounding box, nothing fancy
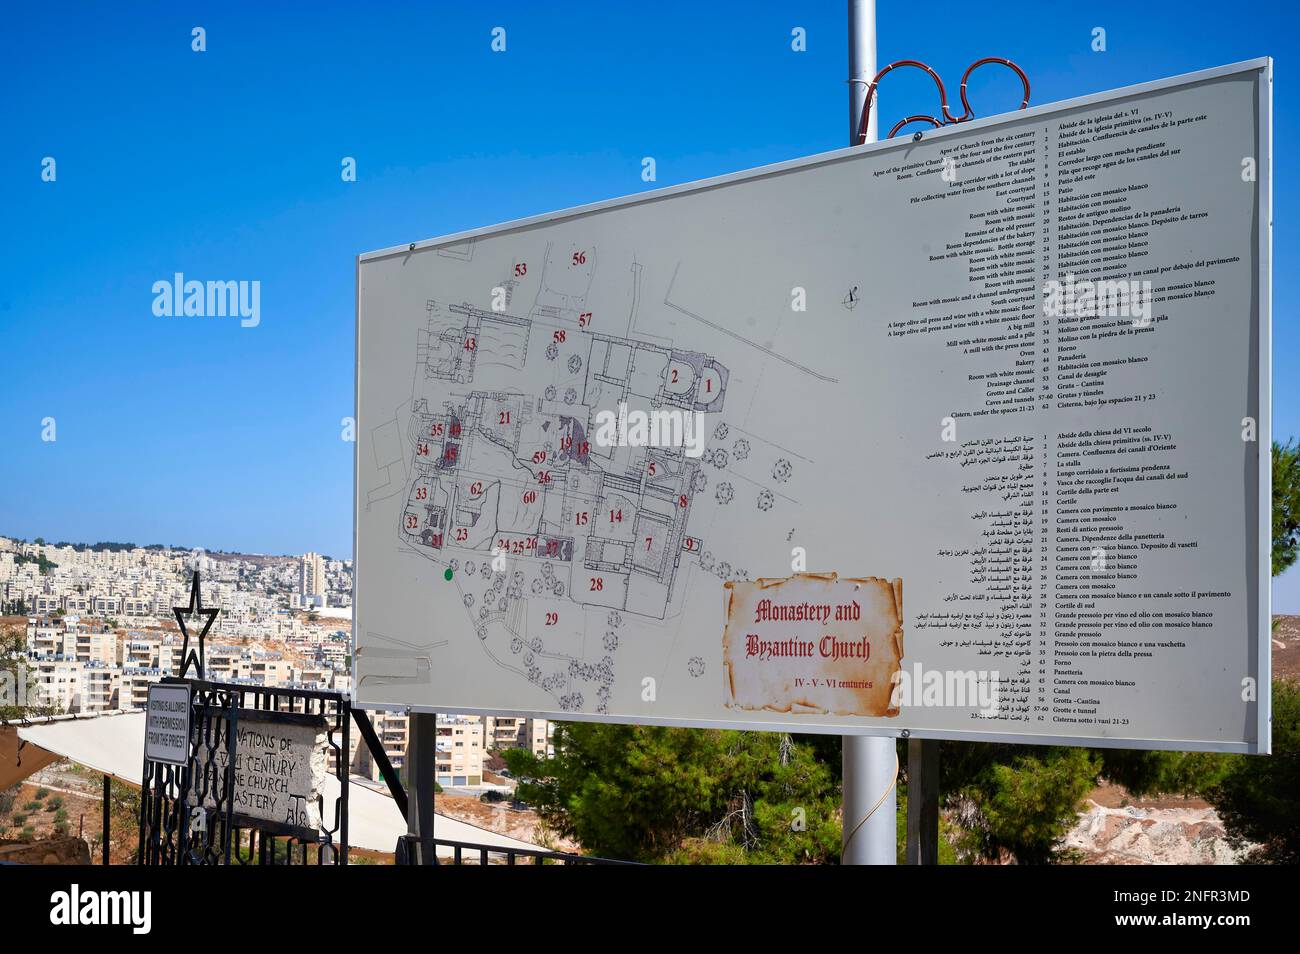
[431,838,638,865]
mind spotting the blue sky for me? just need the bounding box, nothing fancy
[1,0,1297,605]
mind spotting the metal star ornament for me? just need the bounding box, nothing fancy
[174,571,219,680]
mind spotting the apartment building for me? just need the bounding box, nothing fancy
[26,617,116,667]
[120,636,162,669]
[298,552,325,605]
[203,645,251,682]
[120,668,165,709]
[122,596,152,616]
[248,652,291,685]
[30,657,84,712]
[26,618,73,658]
[436,715,484,787]
[351,711,409,781]
[483,716,552,757]
[91,595,122,616]
[74,629,117,667]
[83,664,120,712]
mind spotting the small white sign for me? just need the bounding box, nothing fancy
[144,683,191,766]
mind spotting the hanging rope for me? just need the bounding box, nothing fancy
[841,748,900,857]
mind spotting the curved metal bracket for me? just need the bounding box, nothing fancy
[856,57,1031,143]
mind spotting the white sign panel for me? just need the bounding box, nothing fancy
[355,60,1270,752]
[144,683,191,766]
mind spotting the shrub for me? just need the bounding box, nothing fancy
[1208,679,1300,864]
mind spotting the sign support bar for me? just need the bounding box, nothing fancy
[842,0,897,867]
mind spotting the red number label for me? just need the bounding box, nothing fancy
[469,481,483,496]
[545,612,558,626]
[578,312,592,328]
[515,263,527,277]
[571,251,587,265]
[575,511,589,525]
[553,329,566,343]
[406,515,418,529]
[589,577,604,591]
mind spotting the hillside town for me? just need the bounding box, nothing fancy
[0,535,550,788]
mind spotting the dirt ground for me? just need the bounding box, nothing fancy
[1,777,111,860]
[1271,615,1300,682]
[434,793,576,853]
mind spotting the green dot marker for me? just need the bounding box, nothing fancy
[444,567,454,581]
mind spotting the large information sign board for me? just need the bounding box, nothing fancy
[355,60,1270,752]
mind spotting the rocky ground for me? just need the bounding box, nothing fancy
[1065,783,1245,864]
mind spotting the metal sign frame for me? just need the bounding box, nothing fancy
[139,678,351,865]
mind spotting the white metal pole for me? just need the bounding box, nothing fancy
[843,0,896,867]
[848,0,878,145]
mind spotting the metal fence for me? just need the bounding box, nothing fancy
[138,678,349,866]
[399,835,637,866]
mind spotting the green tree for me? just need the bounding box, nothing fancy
[1,624,59,721]
[1206,679,1300,863]
[1274,440,1300,575]
[942,743,1099,863]
[669,732,842,864]
[505,724,841,863]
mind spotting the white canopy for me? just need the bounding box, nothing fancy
[13,710,543,856]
